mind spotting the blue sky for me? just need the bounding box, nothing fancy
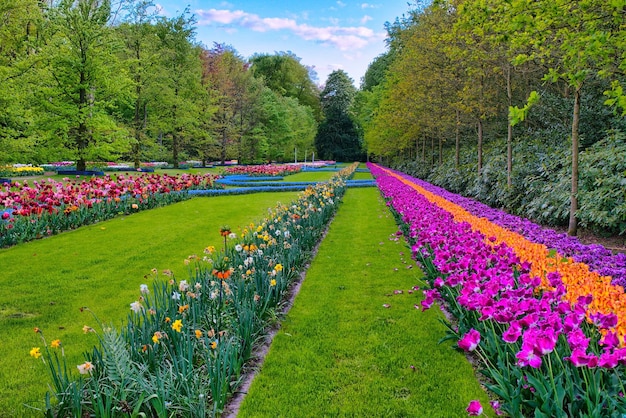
[153,1,413,86]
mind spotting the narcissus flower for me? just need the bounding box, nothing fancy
[77,361,94,374]
[195,329,203,339]
[172,319,183,332]
[270,279,277,287]
[50,339,61,349]
[274,263,283,272]
[130,301,142,313]
[29,347,42,359]
[210,341,217,349]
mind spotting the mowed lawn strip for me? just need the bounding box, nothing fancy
[0,191,302,417]
[237,187,495,417]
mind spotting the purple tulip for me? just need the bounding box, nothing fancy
[458,329,481,352]
[466,400,483,416]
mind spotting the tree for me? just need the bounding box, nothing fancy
[0,0,43,162]
[152,11,202,167]
[116,0,160,168]
[201,43,252,164]
[315,70,363,161]
[250,52,321,120]
[38,0,131,171]
[504,0,621,235]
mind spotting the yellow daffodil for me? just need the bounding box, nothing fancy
[172,319,183,333]
[50,339,61,349]
[29,347,41,359]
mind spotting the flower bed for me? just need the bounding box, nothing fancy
[32,163,359,417]
[369,163,626,417]
[222,164,302,177]
[0,173,222,247]
[0,165,45,177]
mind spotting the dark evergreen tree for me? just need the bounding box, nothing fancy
[314,70,364,161]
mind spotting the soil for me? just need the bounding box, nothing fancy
[553,226,626,254]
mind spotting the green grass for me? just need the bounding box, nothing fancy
[283,171,336,182]
[352,171,373,180]
[0,192,299,417]
[237,187,495,417]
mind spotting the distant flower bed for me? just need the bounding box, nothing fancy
[0,165,45,177]
[370,163,626,417]
[0,173,222,247]
[33,163,360,417]
[223,164,302,177]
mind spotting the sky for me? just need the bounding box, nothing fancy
[153,1,414,86]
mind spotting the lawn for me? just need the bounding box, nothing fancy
[236,187,495,417]
[0,191,300,417]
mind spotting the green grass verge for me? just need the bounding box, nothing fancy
[282,171,336,182]
[0,192,299,417]
[237,187,495,417]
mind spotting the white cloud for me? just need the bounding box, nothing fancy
[195,8,383,51]
[360,15,373,24]
[337,1,346,6]
[361,3,380,9]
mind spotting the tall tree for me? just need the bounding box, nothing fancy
[39,0,130,171]
[0,0,43,162]
[152,11,201,167]
[506,0,620,235]
[250,52,321,120]
[116,0,159,168]
[201,43,251,164]
[315,70,363,161]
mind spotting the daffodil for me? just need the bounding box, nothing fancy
[29,347,41,359]
[50,339,61,349]
[172,319,183,333]
[77,361,94,375]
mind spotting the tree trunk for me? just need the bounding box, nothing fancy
[506,64,513,188]
[221,129,227,165]
[567,86,581,236]
[415,137,420,162]
[455,109,460,170]
[133,43,142,169]
[477,118,483,174]
[430,135,435,167]
[77,71,88,172]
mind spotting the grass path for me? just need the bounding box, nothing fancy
[236,187,495,417]
[0,192,302,416]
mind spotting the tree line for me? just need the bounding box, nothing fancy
[0,0,332,170]
[354,0,626,236]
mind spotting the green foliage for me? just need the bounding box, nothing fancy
[316,70,364,161]
[578,131,626,235]
[36,0,131,171]
[391,126,626,234]
[250,51,321,120]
